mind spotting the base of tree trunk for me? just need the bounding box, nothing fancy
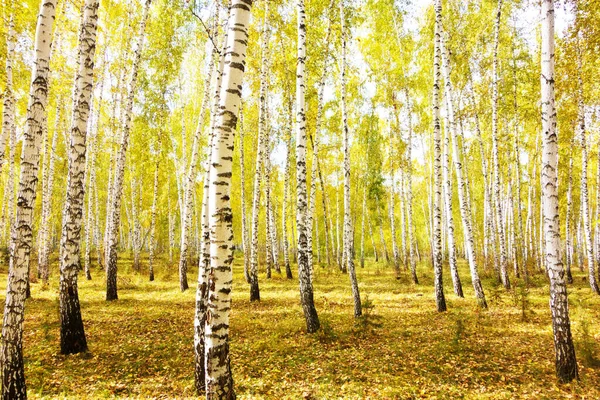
[1,353,27,400]
[250,282,260,302]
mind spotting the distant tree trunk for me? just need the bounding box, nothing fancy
[399,171,407,267]
[575,44,599,294]
[316,150,332,268]
[541,0,579,382]
[0,10,15,169]
[441,34,485,306]
[335,188,343,271]
[178,32,216,293]
[84,62,105,281]
[149,159,159,281]
[563,145,573,283]
[1,0,57,397]
[296,0,320,333]
[59,0,100,355]
[491,0,511,290]
[405,98,418,283]
[249,7,270,300]
[203,1,253,396]
[270,192,280,272]
[432,0,447,312]
[38,106,60,282]
[166,186,173,266]
[265,144,274,279]
[511,40,526,273]
[378,207,389,264]
[340,0,362,317]
[367,213,378,262]
[105,0,151,301]
[389,133,401,277]
[442,118,463,298]
[282,134,293,279]
[360,187,366,268]
[239,106,250,283]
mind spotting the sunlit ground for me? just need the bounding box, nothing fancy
[3,252,599,399]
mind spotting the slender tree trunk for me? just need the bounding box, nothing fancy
[367,213,378,262]
[541,0,579,382]
[389,133,401,277]
[405,100,418,283]
[265,144,273,279]
[340,0,362,317]
[1,10,15,169]
[38,106,60,282]
[249,7,270,299]
[296,0,320,333]
[283,134,293,279]
[203,1,253,397]
[1,1,57,397]
[149,159,159,281]
[59,0,99,355]
[378,207,389,264]
[490,0,511,289]
[432,0,447,312]
[84,64,104,281]
[440,34,486,306]
[178,29,216,293]
[564,144,573,284]
[575,45,599,294]
[193,3,224,393]
[360,187,366,268]
[442,115,462,297]
[239,106,251,283]
[105,0,151,301]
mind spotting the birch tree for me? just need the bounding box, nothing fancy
[1,0,58,397]
[575,39,599,294]
[440,33,487,307]
[202,0,253,396]
[491,0,511,289]
[432,0,447,312]
[341,0,362,317]
[105,0,152,301]
[296,0,320,333]
[540,0,579,382]
[1,7,15,169]
[58,0,100,355]
[249,6,270,301]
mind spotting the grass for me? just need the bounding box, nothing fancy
[3,252,600,399]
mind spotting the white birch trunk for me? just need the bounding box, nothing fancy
[432,0,447,312]
[1,1,57,396]
[442,116,463,298]
[149,159,159,282]
[440,33,486,306]
[249,7,270,300]
[491,0,511,289]
[295,0,320,332]
[58,0,99,355]
[178,30,217,292]
[540,0,579,381]
[341,0,362,317]
[0,11,15,169]
[105,0,151,301]
[203,1,253,396]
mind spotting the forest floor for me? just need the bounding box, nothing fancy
[1,253,600,399]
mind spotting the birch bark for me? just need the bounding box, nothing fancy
[1,1,57,396]
[105,0,152,301]
[540,0,579,382]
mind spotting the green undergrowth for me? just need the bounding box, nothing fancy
[1,253,599,399]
